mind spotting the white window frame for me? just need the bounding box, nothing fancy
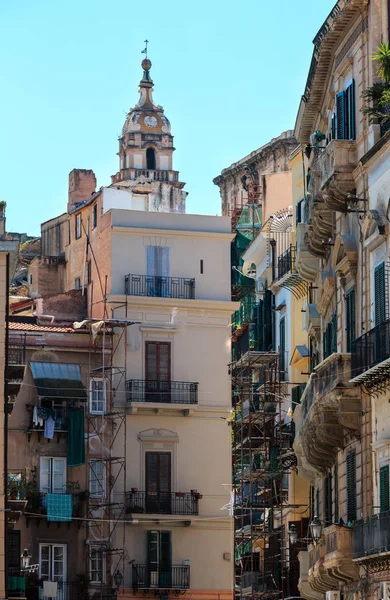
[89,460,106,499]
[89,379,107,415]
[89,545,106,584]
[40,457,67,495]
[75,213,82,239]
[39,543,67,582]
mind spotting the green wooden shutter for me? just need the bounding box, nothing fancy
[380,465,390,513]
[316,487,320,518]
[332,314,337,354]
[159,531,172,587]
[324,474,332,526]
[334,463,339,523]
[279,317,286,381]
[263,290,273,351]
[375,262,386,326]
[336,92,345,139]
[348,80,356,140]
[346,451,357,522]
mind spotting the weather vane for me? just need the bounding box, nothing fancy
[141,40,149,58]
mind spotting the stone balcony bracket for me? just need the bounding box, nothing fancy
[298,354,361,472]
[319,140,357,212]
[308,541,338,594]
[323,524,359,584]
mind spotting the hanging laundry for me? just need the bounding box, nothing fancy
[43,581,58,598]
[44,415,55,440]
[33,406,43,427]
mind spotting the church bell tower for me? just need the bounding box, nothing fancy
[111,58,187,213]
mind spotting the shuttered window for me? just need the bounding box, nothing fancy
[324,473,332,526]
[346,451,357,522]
[323,314,337,359]
[316,488,320,518]
[334,462,339,523]
[146,342,171,382]
[380,465,390,513]
[147,531,172,587]
[375,262,386,326]
[346,288,356,352]
[296,199,304,225]
[7,531,21,570]
[279,317,286,382]
[336,80,356,140]
[146,452,171,494]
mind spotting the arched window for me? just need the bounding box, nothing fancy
[146,148,156,170]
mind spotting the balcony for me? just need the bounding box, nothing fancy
[125,491,199,515]
[308,542,337,594]
[353,511,390,570]
[25,491,87,525]
[273,245,309,298]
[126,380,198,405]
[238,572,268,596]
[7,334,27,412]
[112,167,180,184]
[318,140,357,212]
[296,223,319,282]
[125,274,195,299]
[27,405,69,442]
[323,525,358,583]
[351,319,390,390]
[294,353,360,471]
[132,565,190,591]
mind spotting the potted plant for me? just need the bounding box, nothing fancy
[66,481,81,494]
[8,480,19,500]
[131,487,139,493]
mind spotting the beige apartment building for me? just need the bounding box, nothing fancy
[24,58,236,600]
[290,1,390,599]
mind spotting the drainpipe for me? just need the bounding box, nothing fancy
[4,252,9,599]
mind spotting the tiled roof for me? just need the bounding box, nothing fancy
[9,322,75,333]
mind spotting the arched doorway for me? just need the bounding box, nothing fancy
[146,148,156,170]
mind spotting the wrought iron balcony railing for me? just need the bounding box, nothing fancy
[126,379,198,404]
[28,405,69,432]
[125,491,199,515]
[353,511,390,559]
[277,245,296,280]
[8,335,27,366]
[125,274,195,299]
[132,565,190,590]
[351,319,390,378]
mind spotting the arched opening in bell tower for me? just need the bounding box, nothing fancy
[146,147,156,170]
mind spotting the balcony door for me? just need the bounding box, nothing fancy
[146,246,170,297]
[147,531,172,588]
[145,452,171,513]
[145,342,171,402]
[39,543,67,600]
[40,457,66,510]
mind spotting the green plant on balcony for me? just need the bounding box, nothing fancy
[8,480,19,500]
[363,43,390,131]
[66,480,81,494]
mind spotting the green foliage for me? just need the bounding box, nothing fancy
[373,43,390,82]
[363,45,390,126]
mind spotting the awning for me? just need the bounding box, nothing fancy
[30,362,87,400]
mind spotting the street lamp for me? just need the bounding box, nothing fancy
[309,516,323,544]
[113,571,123,588]
[21,549,31,570]
[288,524,298,545]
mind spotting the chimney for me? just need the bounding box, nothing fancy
[68,169,97,212]
[0,201,6,239]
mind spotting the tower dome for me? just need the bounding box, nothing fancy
[111,58,187,214]
[122,59,171,136]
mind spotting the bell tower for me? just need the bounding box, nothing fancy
[111,59,187,213]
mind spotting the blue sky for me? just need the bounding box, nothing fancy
[1,0,336,236]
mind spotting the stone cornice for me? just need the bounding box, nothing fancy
[111,225,234,242]
[107,294,240,314]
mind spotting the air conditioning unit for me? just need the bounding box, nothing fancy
[380,581,390,600]
[326,592,340,600]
